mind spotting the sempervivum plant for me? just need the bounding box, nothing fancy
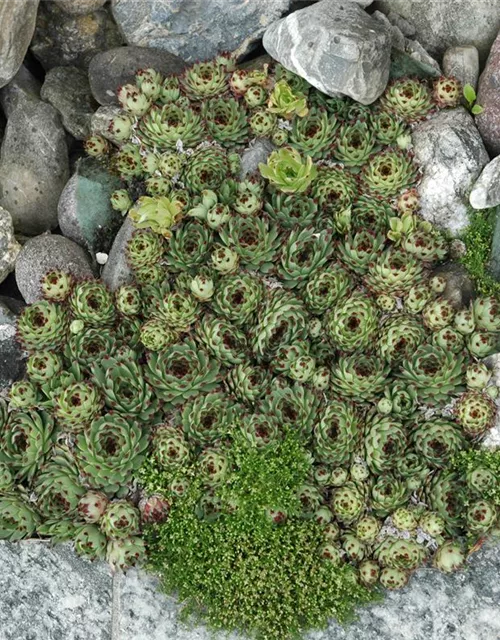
[2,57,499,639]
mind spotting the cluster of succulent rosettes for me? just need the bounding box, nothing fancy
[4,58,499,601]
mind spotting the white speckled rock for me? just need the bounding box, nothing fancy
[111,0,292,63]
[443,46,480,91]
[0,0,40,88]
[469,155,500,209]
[0,542,112,640]
[263,0,392,104]
[54,0,107,15]
[411,108,489,235]
[15,234,95,303]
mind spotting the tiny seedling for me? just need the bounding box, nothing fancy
[463,83,484,115]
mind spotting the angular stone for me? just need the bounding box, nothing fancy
[0,0,40,88]
[263,0,392,104]
[411,108,489,235]
[470,156,500,209]
[15,234,95,303]
[31,2,123,71]
[0,74,69,235]
[0,542,112,640]
[443,46,480,91]
[58,157,123,254]
[0,297,25,389]
[239,138,275,180]
[489,207,500,280]
[375,0,500,64]
[476,30,500,158]
[101,217,135,291]
[40,66,97,140]
[88,46,186,106]
[111,0,292,63]
[54,0,107,14]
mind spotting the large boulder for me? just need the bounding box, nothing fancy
[0,0,40,88]
[101,217,135,291]
[263,0,392,104]
[374,0,500,63]
[111,0,292,63]
[476,30,500,158]
[0,68,69,236]
[53,0,107,14]
[411,108,489,235]
[58,157,123,255]
[40,66,97,140]
[0,207,20,284]
[88,46,186,106]
[15,234,95,304]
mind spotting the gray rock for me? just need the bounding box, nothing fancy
[0,79,69,235]
[411,108,490,235]
[90,105,125,143]
[372,11,441,79]
[375,0,500,64]
[239,139,275,180]
[40,66,97,140]
[0,297,25,389]
[431,262,475,309]
[31,2,123,71]
[476,30,500,158]
[0,64,41,119]
[0,542,112,640]
[263,0,392,104]
[88,46,186,106]
[54,0,107,14]
[0,207,20,284]
[101,217,135,291]
[15,234,95,303]
[443,46,480,91]
[58,157,123,254]
[0,0,40,88]
[469,156,500,209]
[111,0,292,63]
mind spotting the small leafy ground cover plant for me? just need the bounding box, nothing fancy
[1,59,500,638]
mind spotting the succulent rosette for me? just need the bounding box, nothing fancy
[361,149,418,196]
[398,343,466,405]
[69,281,116,327]
[303,265,352,315]
[334,120,375,166]
[311,166,357,216]
[277,228,333,288]
[411,418,465,468]
[196,316,248,365]
[107,536,146,571]
[264,191,318,229]
[100,501,140,539]
[137,103,205,150]
[74,524,108,561]
[326,292,379,352]
[145,340,220,406]
[0,492,40,541]
[289,107,337,158]
[35,447,86,520]
[331,354,390,402]
[364,248,423,296]
[259,147,317,194]
[211,273,264,327]
[378,314,427,365]
[226,363,271,405]
[261,381,321,440]
[76,414,149,495]
[454,390,496,437]
[240,413,280,448]
[0,410,55,482]
[54,381,103,431]
[181,391,235,445]
[332,483,365,524]
[17,301,69,351]
[380,78,433,121]
[364,415,407,474]
[219,215,280,271]
[203,98,249,146]
[338,230,386,275]
[314,400,362,466]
